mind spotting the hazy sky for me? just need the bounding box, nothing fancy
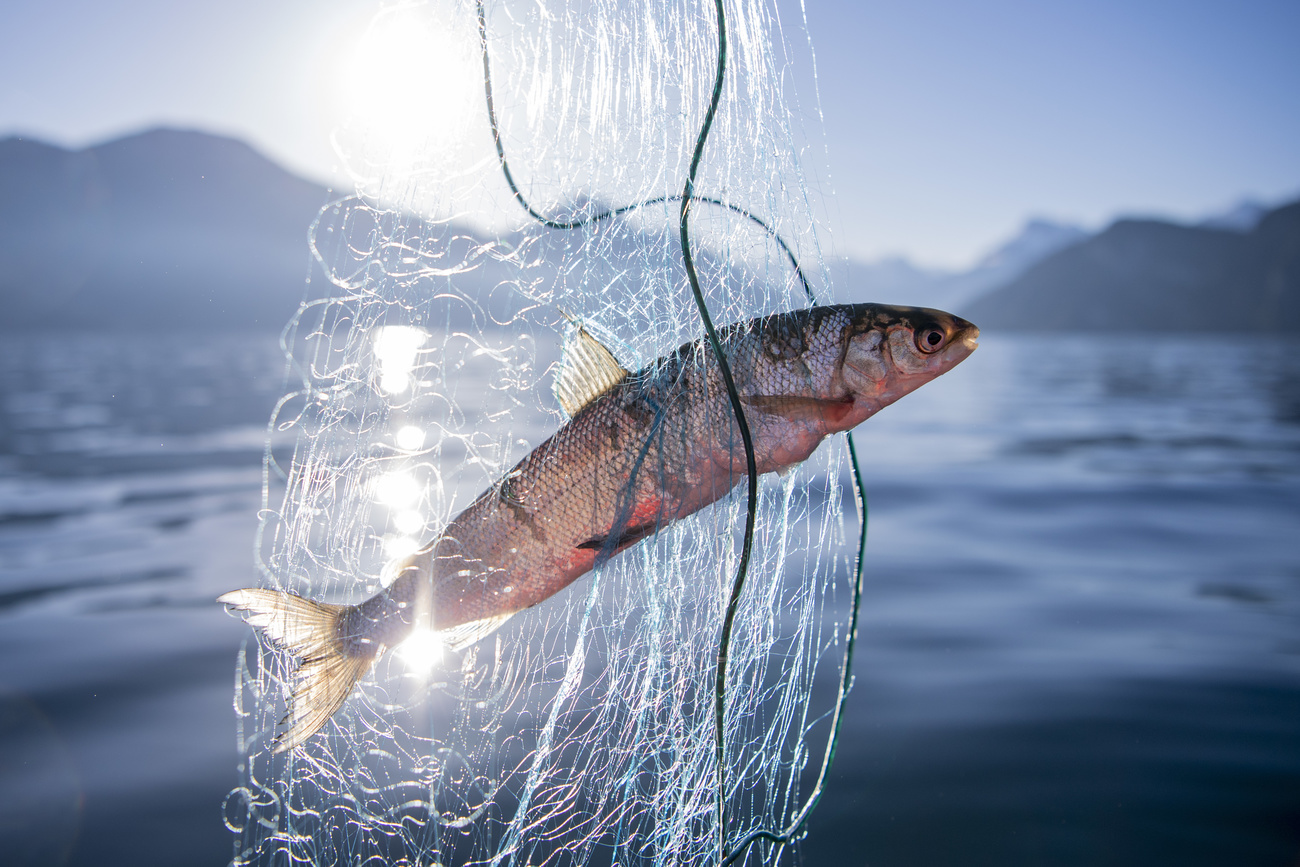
[3,0,1296,267]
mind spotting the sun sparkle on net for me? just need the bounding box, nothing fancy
[373,325,427,395]
[373,470,422,510]
[232,0,858,863]
[398,628,446,672]
[395,425,426,451]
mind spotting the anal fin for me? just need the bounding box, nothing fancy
[439,612,514,653]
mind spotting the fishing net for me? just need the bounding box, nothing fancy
[225,0,866,864]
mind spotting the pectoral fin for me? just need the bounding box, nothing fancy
[740,395,855,425]
[577,520,660,554]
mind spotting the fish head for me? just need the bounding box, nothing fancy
[840,304,979,412]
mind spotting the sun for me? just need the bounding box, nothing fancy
[339,4,479,158]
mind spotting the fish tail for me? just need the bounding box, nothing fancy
[218,588,373,753]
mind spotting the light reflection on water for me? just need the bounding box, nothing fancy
[0,332,1296,866]
[808,335,1300,866]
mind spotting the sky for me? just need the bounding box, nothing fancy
[2,0,1297,268]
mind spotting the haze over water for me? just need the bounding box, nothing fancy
[0,330,1296,866]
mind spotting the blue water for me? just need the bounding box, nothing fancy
[0,332,1296,866]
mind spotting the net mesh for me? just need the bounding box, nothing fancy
[225,1,864,864]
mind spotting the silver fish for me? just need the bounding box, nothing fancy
[220,303,978,750]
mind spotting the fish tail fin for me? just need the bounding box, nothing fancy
[218,588,373,753]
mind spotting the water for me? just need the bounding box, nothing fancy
[0,332,1296,866]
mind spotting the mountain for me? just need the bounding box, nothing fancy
[0,128,333,330]
[838,218,1089,311]
[1198,198,1269,233]
[0,129,763,334]
[940,218,1090,310]
[836,256,948,306]
[974,218,1092,279]
[7,128,1292,334]
[962,200,1300,331]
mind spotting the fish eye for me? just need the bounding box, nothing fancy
[915,327,947,354]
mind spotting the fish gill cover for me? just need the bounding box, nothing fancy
[226,1,864,864]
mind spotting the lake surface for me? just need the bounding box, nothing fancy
[0,332,1296,866]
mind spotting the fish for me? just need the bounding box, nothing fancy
[219,303,978,751]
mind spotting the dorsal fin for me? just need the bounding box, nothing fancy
[554,317,629,417]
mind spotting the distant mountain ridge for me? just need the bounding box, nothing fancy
[963,199,1300,331]
[3,128,1294,332]
[0,127,1076,333]
[837,218,1089,311]
[0,128,332,330]
[1197,198,1269,233]
[0,129,823,333]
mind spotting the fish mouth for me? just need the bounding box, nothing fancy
[948,315,979,351]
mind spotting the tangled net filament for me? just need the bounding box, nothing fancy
[226,1,867,865]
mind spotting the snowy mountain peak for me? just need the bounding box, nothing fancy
[1197,198,1268,233]
[973,218,1089,274]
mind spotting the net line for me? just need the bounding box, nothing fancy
[473,0,869,860]
[227,2,867,865]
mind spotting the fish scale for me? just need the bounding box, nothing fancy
[406,306,856,631]
[219,302,979,751]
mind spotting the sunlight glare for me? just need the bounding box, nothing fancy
[373,326,427,394]
[395,425,426,451]
[373,470,421,509]
[393,509,424,535]
[398,628,444,672]
[384,533,421,561]
[341,5,478,156]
